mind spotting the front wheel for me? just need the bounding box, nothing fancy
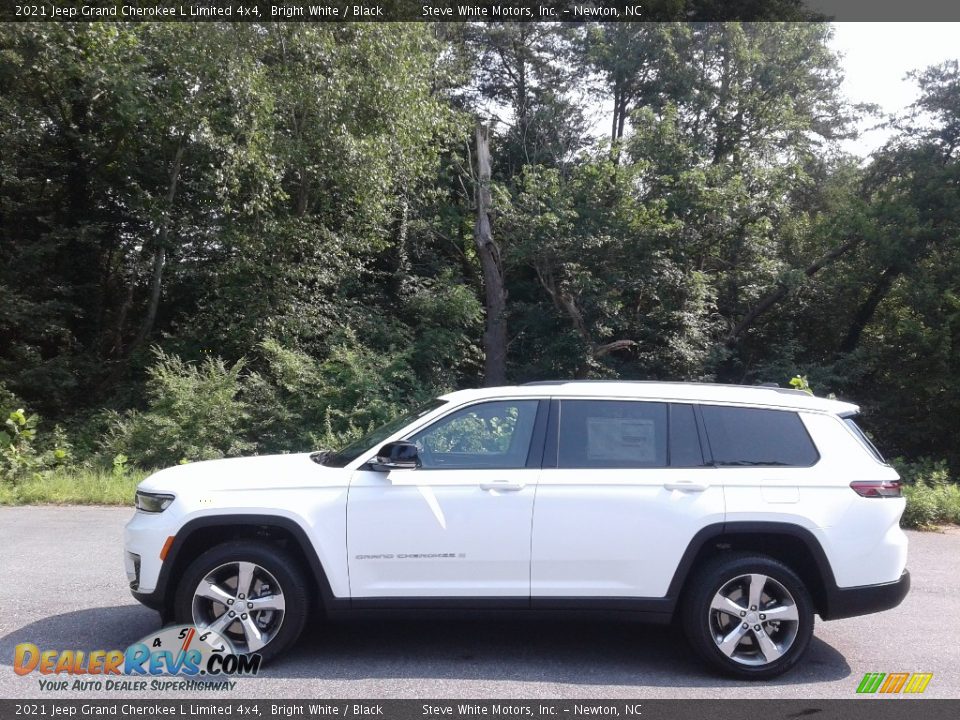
[173,541,309,663]
[681,553,814,679]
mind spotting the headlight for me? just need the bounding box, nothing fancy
[135,491,175,513]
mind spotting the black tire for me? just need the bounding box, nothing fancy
[173,541,309,664]
[681,553,814,680]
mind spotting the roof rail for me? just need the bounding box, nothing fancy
[520,379,810,396]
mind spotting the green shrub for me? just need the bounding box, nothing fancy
[895,456,960,529]
[0,382,20,416]
[308,336,424,443]
[0,382,64,483]
[0,407,42,482]
[892,456,951,486]
[103,337,437,468]
[247,334,435,454]
[902,483,942,529]
[788,375,813,395]
[939,484,960,523]
[103,348,254,467]
[0,382,145,502]
[2,383,88,485]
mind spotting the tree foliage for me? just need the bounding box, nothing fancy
[1,22,958,471]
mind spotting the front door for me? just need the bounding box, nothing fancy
[347,398,545,599]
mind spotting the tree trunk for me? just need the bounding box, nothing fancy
[107,280,135,357]
[611,86,620,146]
[617,95,628,140]
[725,236,863,347]
[610,85,629,165]
[840,266,901,353]
[296,166,310,217]
[712,40,732,166]
[473,124,507,386]
[131,140,185,352]
[535,263,635,373]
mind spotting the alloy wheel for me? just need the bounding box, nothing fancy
[191,561,286,653]
[708,572,800,666]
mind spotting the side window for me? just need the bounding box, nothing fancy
[701,406,819,467]
[843,416,886,463]
[408,400,539,469]
[558,400,667,469]
[669,403,705,467]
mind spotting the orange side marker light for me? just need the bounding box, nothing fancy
[159,536,175,561]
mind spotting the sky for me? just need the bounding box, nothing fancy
[830,22,960,156]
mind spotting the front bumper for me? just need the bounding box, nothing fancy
[124,508,179,593]
[823,569,910,620]
[131,587,166,612]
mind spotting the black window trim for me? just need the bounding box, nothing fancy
[525,399,550,469]
[542,399,560,470]
[693,403,715,466]
[668,402,709,468]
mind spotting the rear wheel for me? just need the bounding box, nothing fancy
[174,541,309,663]
[682,553,814,679]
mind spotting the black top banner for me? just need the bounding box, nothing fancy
[2,0,960,22]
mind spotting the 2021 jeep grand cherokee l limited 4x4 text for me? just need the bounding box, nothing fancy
[124,381,909,678]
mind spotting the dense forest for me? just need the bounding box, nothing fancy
[0,22,958,480]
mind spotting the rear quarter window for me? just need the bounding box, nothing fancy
[843,416,887,463]
[701,405,819,467]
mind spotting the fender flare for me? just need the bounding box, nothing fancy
[138,513,347,615]
[665,521,839,615]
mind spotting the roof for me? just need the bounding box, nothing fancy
[438,380,859,415]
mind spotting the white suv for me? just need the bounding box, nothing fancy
[124,381,909,678]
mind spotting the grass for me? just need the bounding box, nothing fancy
[0,467,149,506]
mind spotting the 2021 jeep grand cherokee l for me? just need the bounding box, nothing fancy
[124,381,909,678]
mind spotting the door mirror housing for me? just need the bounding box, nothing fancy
[371,441,420,471]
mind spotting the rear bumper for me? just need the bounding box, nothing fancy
[822,569,910,620]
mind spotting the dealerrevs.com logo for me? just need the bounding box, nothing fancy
[856,672,934,694]
[13,625,260,692]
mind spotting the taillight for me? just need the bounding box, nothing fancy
[850,480,902,498]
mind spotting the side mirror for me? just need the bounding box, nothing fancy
[371,441,420,471]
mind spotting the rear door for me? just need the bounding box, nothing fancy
[531,399,725,599]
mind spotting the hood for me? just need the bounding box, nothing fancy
[137,452,344,495]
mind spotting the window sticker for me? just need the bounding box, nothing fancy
[586,417,656,462]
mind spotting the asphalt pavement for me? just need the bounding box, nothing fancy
[0,506,957,699]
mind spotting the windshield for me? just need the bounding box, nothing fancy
[320,399,447,467]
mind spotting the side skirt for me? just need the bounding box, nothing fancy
[328,596,675,624]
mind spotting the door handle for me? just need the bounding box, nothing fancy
[664,480,710,492]
[480,480,525,492]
